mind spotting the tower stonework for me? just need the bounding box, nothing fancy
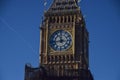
[24,0,93,80]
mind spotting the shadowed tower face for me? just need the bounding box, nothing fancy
[39,0,93,79]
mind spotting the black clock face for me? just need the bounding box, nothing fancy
[49,30,72,51]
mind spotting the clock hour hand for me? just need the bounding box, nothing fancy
[55,40,59,42]
[55,37,61,42]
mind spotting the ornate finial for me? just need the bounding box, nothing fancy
[78,0,81,3]
[44,0,47,12]
[44,0,47,6]
[75,0,81,5]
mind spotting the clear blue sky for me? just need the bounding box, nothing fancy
[0,0,120,80]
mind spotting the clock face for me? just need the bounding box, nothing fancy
[49,30,72,51]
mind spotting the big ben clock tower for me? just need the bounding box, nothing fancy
[24,0,93,80]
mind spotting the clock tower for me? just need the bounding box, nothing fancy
[40,0,93,79]
[24,0,93,80]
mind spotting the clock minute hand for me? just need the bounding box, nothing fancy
[63,39,66,42]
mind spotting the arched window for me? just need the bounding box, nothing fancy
[64,16,67,23]
[68,16,70,22]
[61,16,63,23]
[57,17,59,23]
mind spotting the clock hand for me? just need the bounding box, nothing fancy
[60,31,63,40]
[60,35,62,41]
[63,39,67,42]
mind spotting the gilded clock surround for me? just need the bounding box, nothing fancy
[48,25,74,55]
[49,29,72,51]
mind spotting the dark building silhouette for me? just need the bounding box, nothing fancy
[24,0,94,80]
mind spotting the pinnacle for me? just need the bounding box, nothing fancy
[46,0,80,15]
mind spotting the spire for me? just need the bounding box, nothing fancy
[45,0,81,15]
